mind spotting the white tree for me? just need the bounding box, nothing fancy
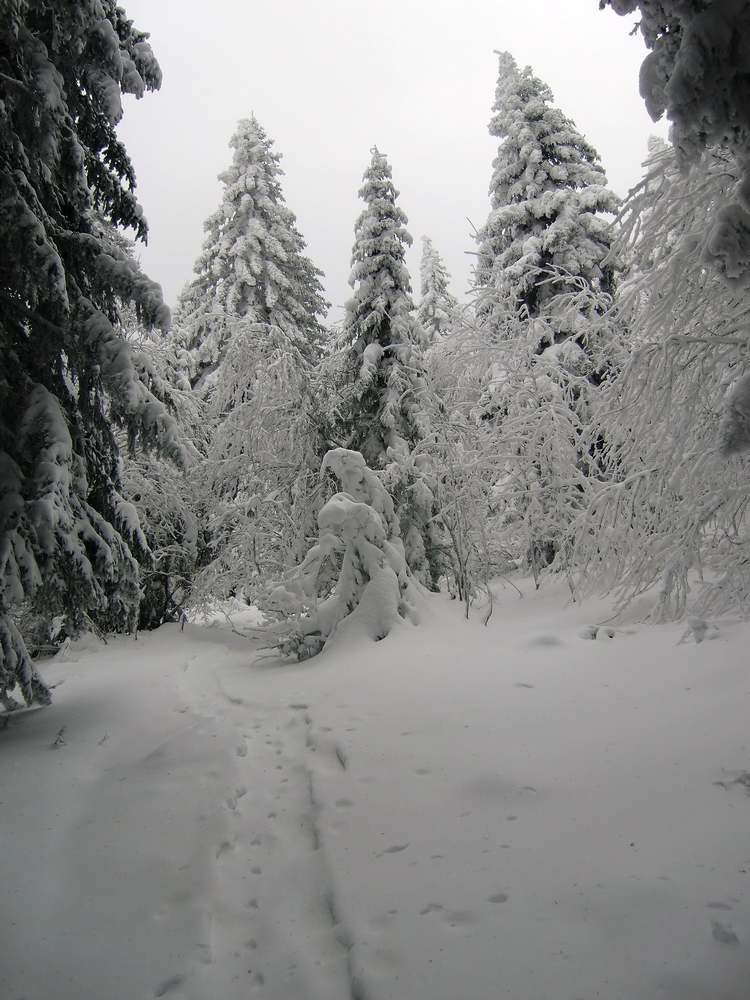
[575,143,750,618]
[172,115,328,392]
[261,449,419,659]
[475,51,619,355]
[418,236,458,343]
[171,118,330,605]
[330,148,442,587]
[120,322,204,629]
[470,52,621,580]
[602,0,750,287]
[0,2,185,706]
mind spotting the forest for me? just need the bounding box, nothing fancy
[2,1,748,705]
[3,3,750,999]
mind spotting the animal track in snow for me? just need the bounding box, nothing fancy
[235,744,247,758]
[488,892,509,904]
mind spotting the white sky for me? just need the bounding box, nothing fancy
[117,1,667,323]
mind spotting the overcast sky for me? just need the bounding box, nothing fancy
[117,1,667,323]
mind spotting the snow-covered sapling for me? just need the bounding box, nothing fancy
[262,449,419,659]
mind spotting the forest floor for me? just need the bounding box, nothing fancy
[3,579,750,1000]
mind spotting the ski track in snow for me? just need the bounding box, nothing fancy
[4,582,750,1000]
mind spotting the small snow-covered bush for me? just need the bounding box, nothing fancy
[261,449,419,659]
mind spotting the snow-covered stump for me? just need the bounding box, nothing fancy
[262,449,419,660]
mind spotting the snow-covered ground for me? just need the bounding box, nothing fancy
[3,581,750,1000]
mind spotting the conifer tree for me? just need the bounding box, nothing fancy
[472,53,621,578]
[337,148,428,464]
[476,52,619,352]
[172,118,330,602]
[1,2,184,706]
[172,116,328,392]
[418,236,458,343]
[331,148,442,587]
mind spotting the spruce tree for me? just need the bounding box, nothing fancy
[476,52,619,352]
[172,118,330,602]
[0,2,184,706]
[473,53,621,578]
[172,116,328,392]
[338,148,428,465]
[332,148,441,587]
[418,236,458,343]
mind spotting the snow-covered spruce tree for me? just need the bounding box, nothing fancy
[330,148,442,588]
[601,0,750,287]
[475,51,619,356]
[575,141,750,620]
[472,53,621,578]
[0,3,185,706]
[418,236,458,344]
[262,449,419,660]
[172,116,328,392]
[171,117,330,603]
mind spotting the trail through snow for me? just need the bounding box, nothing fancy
[3,581,750,1000]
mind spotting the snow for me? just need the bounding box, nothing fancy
[3,580,750,1000]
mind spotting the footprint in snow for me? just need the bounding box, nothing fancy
[154,974,185,997]
[443,909,478,927]
[712,920,740,945]
[514,682,535,689]
[527,634,562,647]
[236,744,248,758]
[420,902,444,915]
[707,902,733,911]
[378,843,410,856]
[488,892,509,904]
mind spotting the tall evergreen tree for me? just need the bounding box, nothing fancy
[418,236,458,343]
[172,118,330,602]
[331,148,441,586]
[472,53,622,578]
[0,2,184,706]
[476,52,619,352]
[337,147,429,465]
[172,116,328,392]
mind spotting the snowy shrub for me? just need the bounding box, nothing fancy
[261,449,419,660]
